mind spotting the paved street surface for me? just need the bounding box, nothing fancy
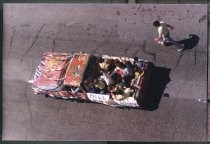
[208,4,210,141]
[2,4,207,141]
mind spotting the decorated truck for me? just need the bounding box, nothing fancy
[28,52,153,109]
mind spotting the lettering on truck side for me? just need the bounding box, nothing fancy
[87,93,110,104]
[114,97,139,107]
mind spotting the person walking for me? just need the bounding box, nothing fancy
[153,20,184,52]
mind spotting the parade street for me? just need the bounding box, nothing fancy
[2,4,207,141]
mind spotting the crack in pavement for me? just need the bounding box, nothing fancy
[186,69,190,82]
[52,40,55,52]
[142,41,156,63]
[52,26,59,52]
[91,47,99,55]
[93,39,109,54]
[132,41,143,58]
[174,52,184,69]
[124,38,134,55]
[174,47,196,69]
[10,28,16,49]
[21,24,46,62]
[194,47,197,66]
[24,84,33,140]
[24,57,35,140]
[104,24,119,39]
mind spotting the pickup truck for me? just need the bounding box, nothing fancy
[28,52,153,109]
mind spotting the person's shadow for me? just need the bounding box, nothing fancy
[139,65,171,110]
[164,34,199,51]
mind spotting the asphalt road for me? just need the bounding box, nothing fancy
[2,4,207,141]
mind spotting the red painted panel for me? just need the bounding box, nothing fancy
[64,53,90,87]
[33,52,69,90]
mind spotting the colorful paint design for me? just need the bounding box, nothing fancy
[31,52,152,108]
[64,53,90,87]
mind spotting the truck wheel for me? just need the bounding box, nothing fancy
[45,94,49,97]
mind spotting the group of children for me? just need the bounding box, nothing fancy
[70,56,145,100]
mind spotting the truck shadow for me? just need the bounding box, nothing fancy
[142,66,171,111]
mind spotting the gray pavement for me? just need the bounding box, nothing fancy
[2,4,207,141]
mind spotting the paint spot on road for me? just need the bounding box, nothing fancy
[199,15,207,23]
[20,24,30,27]
[88,23,96,29]
[116,10,121,16]
[65,21,76,27]
[137,6,141,12]
[163,93,170,97]
[156,16,161,20]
